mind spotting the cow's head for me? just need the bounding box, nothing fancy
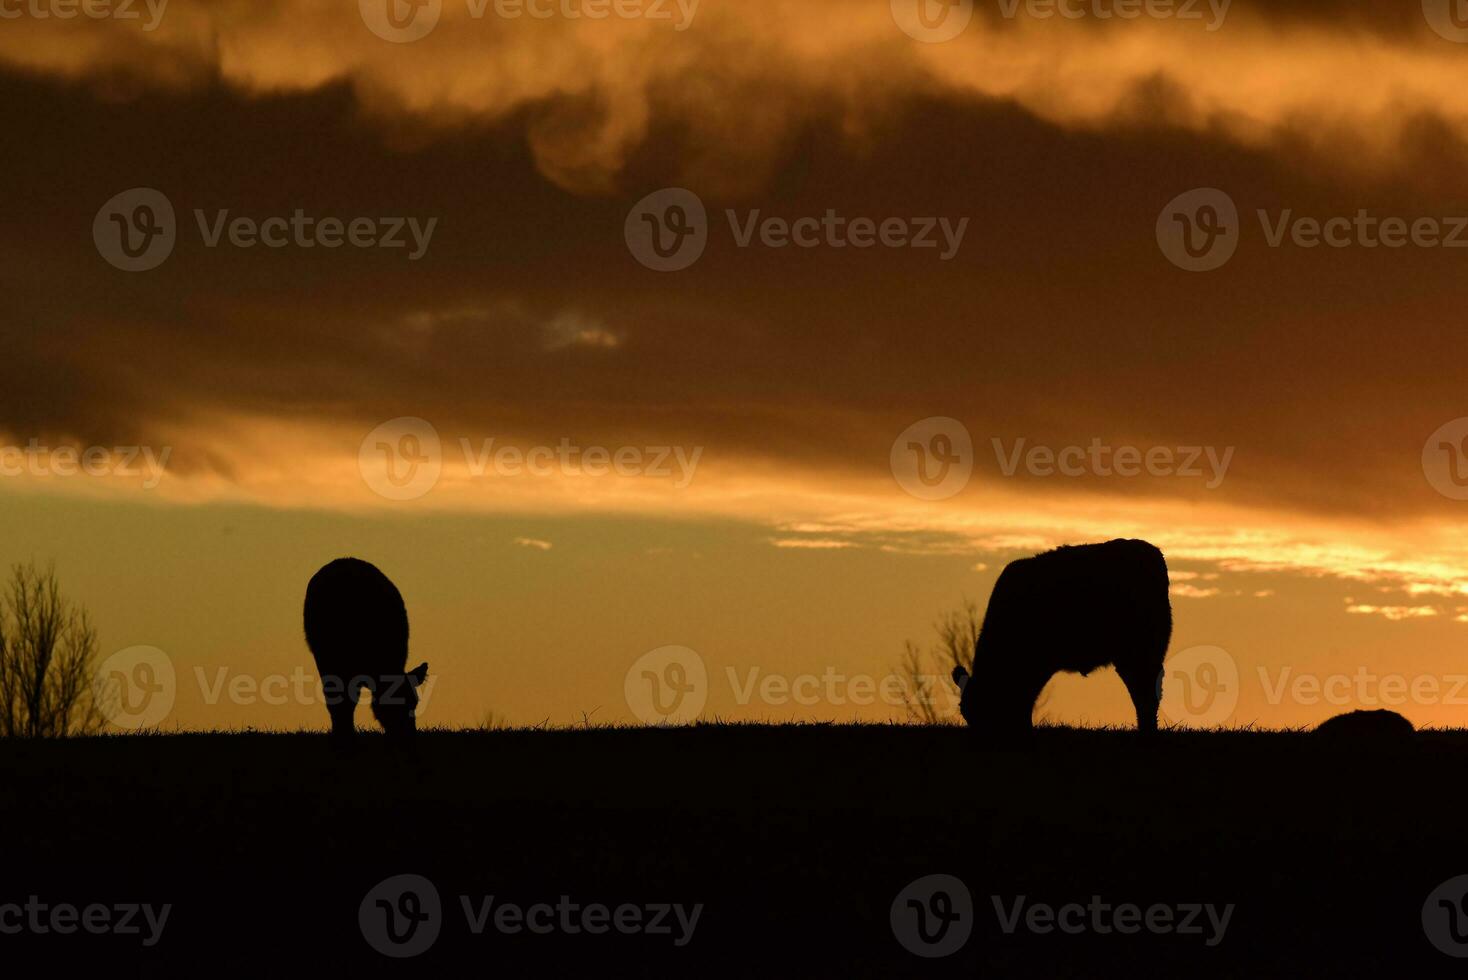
[371,662,429,737]
[950,663,1034,734]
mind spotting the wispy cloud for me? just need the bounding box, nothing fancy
[770,537,855,550]
[541,311,621,352]
[1345,601,1440,621]
[1170,584,1221,599]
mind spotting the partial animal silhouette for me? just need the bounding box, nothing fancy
[951,538,1172,734]
[304,557,428,739]
[1313,708,1414,737]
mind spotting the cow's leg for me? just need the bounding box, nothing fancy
[1119,663,1160,734]
[326,678,359,739]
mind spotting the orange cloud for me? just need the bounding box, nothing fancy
[2,2,1466,192]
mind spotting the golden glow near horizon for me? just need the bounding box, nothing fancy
[6,411,1468,732]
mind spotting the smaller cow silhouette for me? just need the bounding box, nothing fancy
[951,538,1172,734]
[304,557,428,739]
[1313,709,1413,737]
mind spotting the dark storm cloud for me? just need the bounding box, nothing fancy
[2,1,1468,518]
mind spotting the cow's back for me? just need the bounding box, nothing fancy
[979,538,1170,675]
[303,557,409,678]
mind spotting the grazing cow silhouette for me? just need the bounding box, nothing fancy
[951,538,1172,733]
[304,557,428,739]
[1314,709,1414,738]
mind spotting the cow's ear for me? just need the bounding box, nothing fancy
[408,662,429,687]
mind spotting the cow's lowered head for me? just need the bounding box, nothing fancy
[370,661,429,737]
[950,664,1026,733]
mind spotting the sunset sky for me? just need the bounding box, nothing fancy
[4,0,1468,729]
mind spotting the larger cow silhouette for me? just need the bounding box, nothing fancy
[304,557,428,739]
[952,539,1171,733]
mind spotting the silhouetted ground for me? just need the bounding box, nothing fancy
[1,724,1464,976]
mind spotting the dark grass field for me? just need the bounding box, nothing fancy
[3,724,1467,976]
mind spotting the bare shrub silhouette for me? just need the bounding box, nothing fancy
[896,599,979,724]
[896,599,1052,724]
[0,562,105,737]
